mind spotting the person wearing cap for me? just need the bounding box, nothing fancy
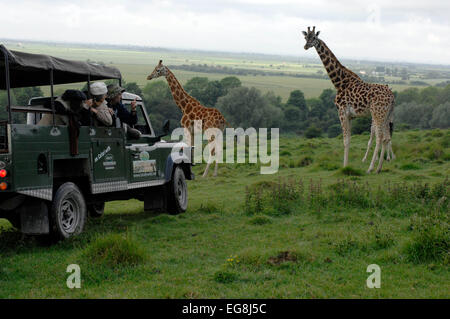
[106,84,138,127]
[38,89,90,126]
[89,82,113,127]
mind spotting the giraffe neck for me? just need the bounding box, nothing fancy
[315,39,361,91]
[165,69,193,113]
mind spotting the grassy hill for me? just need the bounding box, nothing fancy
[3,41,447,101]
[0,129,448,298]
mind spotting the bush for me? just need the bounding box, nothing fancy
[339,166,363,176]
[351,116,371,135]
[304,125,322,139]
[405,214,449,263]
[327,124,341,138]
[248,216,273,225]
[82,233,145,267]
[399,163,421,170]
[213,270,238,283]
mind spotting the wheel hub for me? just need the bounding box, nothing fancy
[60,198,78,233]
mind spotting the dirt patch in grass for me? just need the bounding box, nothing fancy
[267,251,298,265]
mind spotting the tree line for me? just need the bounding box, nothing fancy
[0,78,449,137]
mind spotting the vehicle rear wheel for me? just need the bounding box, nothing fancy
[166,166,188,215]
[50,182,86,241]
[88,202,105,218]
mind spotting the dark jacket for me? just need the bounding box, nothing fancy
[109,102,137,126]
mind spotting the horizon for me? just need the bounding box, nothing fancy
[2,37,450,69]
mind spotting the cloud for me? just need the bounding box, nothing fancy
[0,0,449,64]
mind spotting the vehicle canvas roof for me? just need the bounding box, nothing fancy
[0,44,122,89]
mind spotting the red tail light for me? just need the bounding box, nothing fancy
[0,169,6,178]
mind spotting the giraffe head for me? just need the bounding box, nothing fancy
[302,26,320,50]
[147,60,169,80]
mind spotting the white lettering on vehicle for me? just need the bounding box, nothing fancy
[94,146,111,163]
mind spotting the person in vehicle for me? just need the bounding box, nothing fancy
[38,89,91,126]
[106,84,138,126]
[106,84,141,139]
[89,82,113,127]
[37,89,92,155]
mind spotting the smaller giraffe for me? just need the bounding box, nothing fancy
[362,118,395,163]
[147,60,228,177]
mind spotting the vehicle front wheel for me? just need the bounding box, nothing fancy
[166,166,188,215]
[88,202,105,218]
[50,182,87,241]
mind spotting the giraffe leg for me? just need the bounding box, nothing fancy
[183,126,192,146]
[362,124,374,162]
[367,125,381,173]
[202,162,211,178]
[388,141,395,161]
[202,139,215,178]
[376,139,386,173]
[386,141,391,161]
[376,124,391,173]
[343,118,351,167]
[212,143,219,177]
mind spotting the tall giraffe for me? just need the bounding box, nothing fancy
[147,60,228,177]
[302,26,395,173]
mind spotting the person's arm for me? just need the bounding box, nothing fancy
[92,105,113,126]
[117,101,138,125]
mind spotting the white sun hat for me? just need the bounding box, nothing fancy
[90,82,108,95]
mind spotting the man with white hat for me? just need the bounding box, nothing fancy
[89,82,113,127]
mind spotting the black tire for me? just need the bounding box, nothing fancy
[166,166,188,215]
[50,182,87,241]
[88,202,105,218]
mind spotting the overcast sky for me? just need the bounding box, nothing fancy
[1,0,449,65]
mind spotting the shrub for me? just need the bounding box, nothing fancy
[195,203,223,214]
[327,124,341,138]
[248,216,273,225]
[304,125,322,139]
[338,166,363,176]
[213,270,238,283]
[298,156,313,167]
[351,116,371,135]
[82,233,145,267]
[405,214,449,263]
[371,226,395,249]
[399,163,421,170]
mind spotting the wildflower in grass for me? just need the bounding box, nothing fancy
[226,255,240,268]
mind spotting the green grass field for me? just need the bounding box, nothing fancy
[0,129,448,298]
[6,42,444,100]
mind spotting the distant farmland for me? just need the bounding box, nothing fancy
[5,41,448,101]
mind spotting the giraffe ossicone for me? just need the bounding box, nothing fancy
[147,60,229,177]
[302,26,395,173]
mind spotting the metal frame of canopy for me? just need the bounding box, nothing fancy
[0,44,122,125]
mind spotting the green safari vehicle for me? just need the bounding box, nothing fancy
[0,45,194,241]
